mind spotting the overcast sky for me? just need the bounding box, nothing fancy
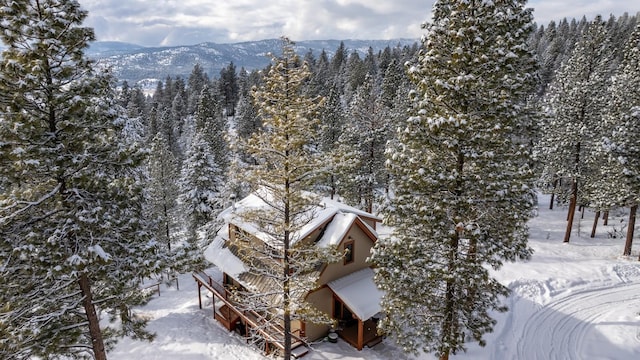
[79,0,637,47]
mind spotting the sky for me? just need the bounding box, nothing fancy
[79,0,637,47]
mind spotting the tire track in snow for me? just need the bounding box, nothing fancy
[512,282,640,360]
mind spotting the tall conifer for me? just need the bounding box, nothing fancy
[371,1,538,358]
[0,1,161,358]
[232,38,338,360]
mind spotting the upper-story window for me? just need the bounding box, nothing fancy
[344,240,354,265]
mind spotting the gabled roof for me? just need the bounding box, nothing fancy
[220,189,381,247]
[327,267,382,321]
[316,212,378,248]
[205,191,381,294]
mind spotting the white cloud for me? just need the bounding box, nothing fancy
[78,0,637,47]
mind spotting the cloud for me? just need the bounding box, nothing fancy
[78,0,637,47]
[79,0,429,46]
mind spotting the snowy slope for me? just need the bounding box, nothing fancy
[110,194,640,359]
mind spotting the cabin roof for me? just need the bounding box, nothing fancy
[327,267,382,321]
[220,189,381,247]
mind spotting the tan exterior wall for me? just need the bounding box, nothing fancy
[304,286,334,341]
[318,223,375,285]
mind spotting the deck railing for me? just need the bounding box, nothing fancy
[193,271,307,355]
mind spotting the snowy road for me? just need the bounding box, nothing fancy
[488,263,640,360]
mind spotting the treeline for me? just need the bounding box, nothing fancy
[122,11,640,256]
[118,40,421,243]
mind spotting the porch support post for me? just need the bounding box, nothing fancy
[197,282,202,309]
[212,293,215,319]
[357,319,364,350]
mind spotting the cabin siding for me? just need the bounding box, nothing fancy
[304,287,334,341]
[318,224,375,286]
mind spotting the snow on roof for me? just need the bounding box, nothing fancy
[316,212,357,248]
[327,267,383,321]
[222,190,381,247]
[316,212,378,247]
[203,231,247,277]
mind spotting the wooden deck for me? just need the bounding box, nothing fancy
[193,271,308,357]
[337,318,383,349]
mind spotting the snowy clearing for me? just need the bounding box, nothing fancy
[110,194,640,359]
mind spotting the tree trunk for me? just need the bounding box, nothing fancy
[283,133,292,360]
[624,205,637,256]
[549,177,558,210]
[441,233,456,360]
[590,211,600,238]
[330,174,336,200]
[163,201,171,251]
[580,205,586,219]
[79,273,107,360]
[564,179,578,243]
[603,211,609,226]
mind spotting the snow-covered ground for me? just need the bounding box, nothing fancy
[110,194,640,359]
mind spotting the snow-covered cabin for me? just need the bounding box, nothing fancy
[194,191,384,355]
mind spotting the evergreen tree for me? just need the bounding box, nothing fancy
[591,23,640,256]
[148,133,180,252]
[337,74,390,212]
[219,62,239,116]
[318,85,346,198]
[187,63,209,114]
[0,1,161,358]
[232,38,338,360]
[195,84,227,172]
[538,16,613,242]
[176,131,220,272]
[370,1,538,359]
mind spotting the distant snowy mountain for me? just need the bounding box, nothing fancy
[88,39,418,86]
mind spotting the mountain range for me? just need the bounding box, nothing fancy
[87,38,418,87]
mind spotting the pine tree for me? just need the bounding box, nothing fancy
[0,1,161,358]
[337,74,390,212]
[538,16,613,242]
[592,23,640,256]
[148,133,180,252]
[195,84,227,173]
[370,1,538,359]
[187,63,209,115]
[232,38,339,360]
[173,131,218,274]
[219,62,239,116]
[318,85,346,198]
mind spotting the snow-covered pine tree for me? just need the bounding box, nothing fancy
[370,1,538,359]
[591,23,640,256]
[337,74,390,212]
[538,16,613,242]
[232,38,340,360]
[177,130,223,271]
[219,62,239,117]
[195,84,228,174]
[0,1,161,358]
[317,85,346,199]
[148,133,180,251]
[187,63,210,115]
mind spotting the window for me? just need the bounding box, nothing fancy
[344,240,354,265]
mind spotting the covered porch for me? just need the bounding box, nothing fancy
[328,267,384,350]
